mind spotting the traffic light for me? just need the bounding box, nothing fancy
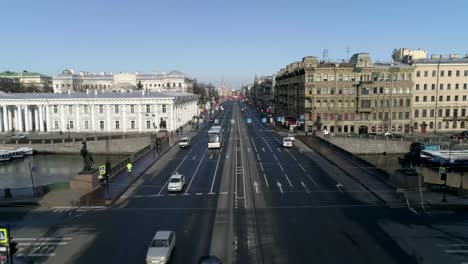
[9,241,18,255]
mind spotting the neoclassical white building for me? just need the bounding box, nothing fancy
[52,69,194,93]
[0,90,199,133]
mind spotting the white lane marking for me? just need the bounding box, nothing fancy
[336,183,344,194]
[196,193,203,195]
[253,181,259,194]
[272,153,279,161]
[209,153,214,160]
[237,110,248,209]
[18,242,68,246]
[278,163,284,172]
[220,191,229,195]
[262,137,274,152]
[277,181,284,194]
[192,154,197,160]
[286,149,306,172]
[207,192,215,195]
[284,173,293,187]
[17,253,57,257]
[256,153,261,161]
[277,147,282,153]
[157,154,189,196]
[262,172,269,187]
[259,162,264,172]
[247,147,251,152]
[184,151,207,195]
[14,238,72,241]
[209,150,223,194]
[307,174,318,186]
[301,181,310,194]
[445,250,468,253]
[250,137,259,152]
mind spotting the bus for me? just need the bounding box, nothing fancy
[208,126,222,149]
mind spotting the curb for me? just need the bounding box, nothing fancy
[298,137,390,206]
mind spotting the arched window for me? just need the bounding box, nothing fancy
[461,121,466,129]
[453,121,458,129]
[399,99,403,106]
[350,100,355,107]
[414,122,419,130]
[429,122,434,129]
[438,122,442,129]
[330,100,335,107]
[344,100,349,107]
[445,121,449,129]
[316,100,321,107]
[406,99,411,106]
[338,100,342,107]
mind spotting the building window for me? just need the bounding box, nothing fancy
[316,88,321,95]
[115,121,120,129]
[162,105,167,113]
[463,109,466,117]
[438,109,443,117]
[416,71,421,77]
[465,83,468,89]
[431,96,435,102]
[415,96,419,102]
[69,105,73,115]
[423,84,427,90]
[131,120,135,129]
[457,70,460,77]
[54,121,59,129]
[422,109,427,118]
[85,120,89,129]
[441,70,445,77]
[405,112,410,119]
[84,105,88,114]
[440,84,444,90]
[146,105,151,113]
[424,71,428,77]
[415,84,420,90]
[414,109,419,118]
[464,95,467,101]
[448,70,452,77]
[430,109,435,117]
[431,70,436,77]
[146,121,151,129]
[455,96,459,101]
[179,83,182,87]
[100,121,105,130]
[398,112,403,119]
[115,105,119,114]
[454,109,459,118]
[130,105,135,113]
[456,83,460,89]
[53,105,58,114]
[423,96,427,102]
[330,88,335,95]
[447,84,451,90]
[447,96,451,102]
[465,70,468,76]
[406,99,411,106]
[99,105,104,114]
[431,84,435,90]
[439,96,443,102]
[69,121,74,129]
[445,109,450,117]
[323,74,328,81]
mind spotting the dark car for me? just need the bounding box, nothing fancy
[198,256,222,264]
[450,131,468,139]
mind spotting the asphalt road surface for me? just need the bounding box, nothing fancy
[3,101,468,264]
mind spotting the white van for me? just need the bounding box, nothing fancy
[282,137,293,148]
[179,137,191,148]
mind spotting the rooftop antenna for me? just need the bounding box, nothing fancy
[346,45,350,61]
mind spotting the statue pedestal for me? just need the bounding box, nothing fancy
[71,169,99,192]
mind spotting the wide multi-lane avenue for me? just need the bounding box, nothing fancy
[3,100,468,263]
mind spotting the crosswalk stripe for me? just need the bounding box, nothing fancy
[14,238,72,241]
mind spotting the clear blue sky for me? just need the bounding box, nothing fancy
[1,0,467,89]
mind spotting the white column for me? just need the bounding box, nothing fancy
[44,105,50,132]
[39,105,44,132]
[76,104,81,132]
[138,104,143,132]
[153,105,157,131]
[170,105,174,131]
[14,107,19,131]
[91,104,95,132]
[8,107,13,132]
[24,106,30,132]
[19,106,24,132]
[2,106,7,132]
[34,106,39,131]
[106,104,111,132]
[122,104,127,132]
[60,105,66,132]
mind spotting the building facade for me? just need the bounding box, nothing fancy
[0,91,199,133]
[410,55,468,133]
[252,75,274,110]
[53,69,194,94]
[275,53,413,134]
[0,71,52,92]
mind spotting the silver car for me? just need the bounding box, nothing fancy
[146,231,176,264]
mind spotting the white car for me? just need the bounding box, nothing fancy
[179,137,191,148]
[282,137,293,148]
[146,231,176,264]
[168,172,185,192]
[287,134,295,141]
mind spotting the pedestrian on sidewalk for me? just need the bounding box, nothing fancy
[127,162,133,178]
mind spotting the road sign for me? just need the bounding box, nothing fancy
[247,118,252,124]
[0,228,8,244]
[261,118,267,123]
[98,165,106,176]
